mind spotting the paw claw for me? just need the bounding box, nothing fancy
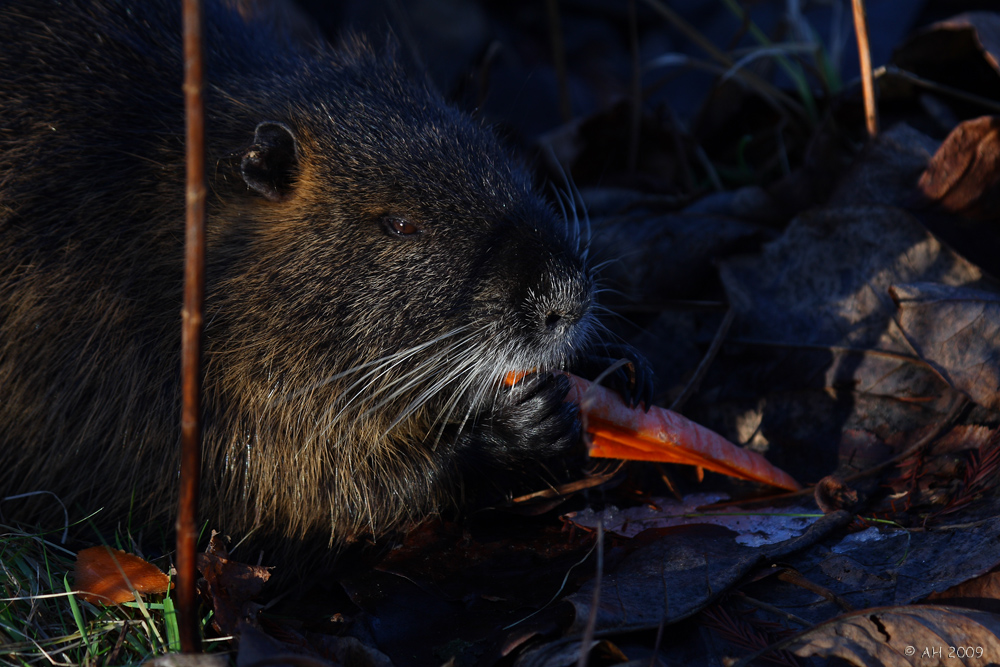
[574,342,655,410]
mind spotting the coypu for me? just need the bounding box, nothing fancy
[0,0,651,558]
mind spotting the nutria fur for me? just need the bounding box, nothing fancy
[0,0,650,556]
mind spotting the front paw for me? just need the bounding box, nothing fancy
[448,372,581,485]
[495,372,581,461]
[573,341,655,410]
[445,373,582,503]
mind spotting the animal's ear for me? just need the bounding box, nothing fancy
[241,121,299,202]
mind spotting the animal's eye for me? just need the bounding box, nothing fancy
[382,216,421,237]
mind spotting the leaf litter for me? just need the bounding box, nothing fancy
[11,1,1000,666]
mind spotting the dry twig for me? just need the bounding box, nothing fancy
[851,0,879,137]
[179,0,207,653]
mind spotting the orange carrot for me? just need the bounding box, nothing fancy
[504,370,800,491]
[503,369,532,386]
[564,373,801,491]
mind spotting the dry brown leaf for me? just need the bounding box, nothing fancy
[749,605,1000,667]
[890,282,1000,412]
[928,425,998,456]
[813,475,863,514]
[197,533,271,636]
[918,116,1000,219]
[927,569,1000,613]
[74,546,170,605]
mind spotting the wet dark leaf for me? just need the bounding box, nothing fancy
[337,519,595,667]
[566,494,818,546]
[233,622,325,667]
[829,123,939,209]
[563,512,851,635]
[771,517,1000,624]
[894,12,1000,100]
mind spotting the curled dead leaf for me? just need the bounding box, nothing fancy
[918,116,1000,220]
[74,546,171,605]
[197,532,271,637]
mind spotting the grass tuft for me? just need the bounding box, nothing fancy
[0,524,210,667]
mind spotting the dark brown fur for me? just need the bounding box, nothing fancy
[0,0,650,558]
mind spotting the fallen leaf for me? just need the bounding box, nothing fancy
[761,605,1000,667]
[773,517,1000,625]
[926,425,998,456]
[719,206,986,350]
[565,511,852,635]
[890,282,1000,411]
[918,116,1000,219]
[894,12,1000,83]
[814,475,863,514]
[565,494,819,546]
[74,546,170,605]
[829,123,940,209]
[197,532,271,637]
[701,203,987,485]
[927,568,1000,614]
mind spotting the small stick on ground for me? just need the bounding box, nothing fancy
[576,520,603,667]
[878,65,1000,114]
[670,308,735,412]
[851,0,879,138]
[179,0,206,653]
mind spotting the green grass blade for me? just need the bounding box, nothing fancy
[720,0,818,121]
[63,573,94,662]
[163,592,181,652]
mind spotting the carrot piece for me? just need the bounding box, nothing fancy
[74,546,171,605]
[564,373,801,491]
[504,369,534,386]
